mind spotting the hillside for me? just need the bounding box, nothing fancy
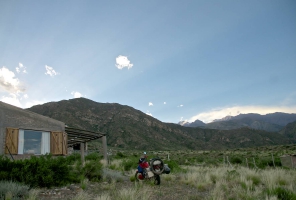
[279,121,296,143]
[27,98,293,150]
[206,117,284,132]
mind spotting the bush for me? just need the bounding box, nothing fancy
[166,160,182,172]
[82,160,103,182]
[65,153,80,164]
[0,155,73,188]
[115,152,126,159]
[230,157,243,164]
[122,157,138,171]
[267,187,296,200]
[257,157,282,168]
[85,152,102,161]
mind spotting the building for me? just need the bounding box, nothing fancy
[0,101,107,160]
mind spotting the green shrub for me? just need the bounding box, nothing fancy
[85,152,102,161]
[82,160,103,181]
[0,155,73,188]
[267,187,296,200]
[115,152,126,159]
[257,157,282,168]
[230,157,243,164]
[71,159,103,182]
[65,153,80,164]
[122,158,137,171]
[166,160,182,172]
[196,156,204,163]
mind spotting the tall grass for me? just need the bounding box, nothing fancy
[0,180,29,199]
[179,165,296,200]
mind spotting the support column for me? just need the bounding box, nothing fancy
[102,135,108,162]
[81,142,85,166]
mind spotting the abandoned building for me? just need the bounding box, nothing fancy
[0,101,107,160]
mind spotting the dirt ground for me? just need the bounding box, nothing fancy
[37,174,208,200]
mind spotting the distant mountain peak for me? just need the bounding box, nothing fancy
[213,115,234,122]
[178,119,206,127]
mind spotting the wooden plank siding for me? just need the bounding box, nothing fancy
[50,131,67,155]
[5,128,19,154]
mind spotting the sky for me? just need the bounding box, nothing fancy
[0,0,296,123]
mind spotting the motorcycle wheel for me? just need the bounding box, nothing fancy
[150,158,164,175]
[154,175,160,185]
[135,171,144,182]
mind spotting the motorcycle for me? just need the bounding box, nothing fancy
[135,158,170,185]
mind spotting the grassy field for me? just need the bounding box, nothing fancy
[1,144,296,200]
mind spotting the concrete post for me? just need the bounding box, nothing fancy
[102,135,108,162]
[81,142,85,166]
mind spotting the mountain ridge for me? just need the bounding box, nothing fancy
[26,98,294,150]
[181,113,296,132]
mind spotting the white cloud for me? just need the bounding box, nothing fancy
[0,66,25,93]
[189,105,296,123]
[0,93,22,107]
[115,55,133,69]
[16,63,27,74]
[149,102,153,106]
[23,94,29,99]
[164,102,166,104]
[45,65,58,76]
[146,111,153,116]
[71,91,82,98]
[24,100,47,108]
[178,104,183,107]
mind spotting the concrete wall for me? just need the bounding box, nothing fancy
[0,101,65,155]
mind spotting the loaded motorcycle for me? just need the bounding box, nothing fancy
[135,158,170,185]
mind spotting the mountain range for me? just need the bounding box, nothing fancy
[27,98,296,150]
[179,113,296,132]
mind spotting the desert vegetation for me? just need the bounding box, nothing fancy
[0,144,295,199]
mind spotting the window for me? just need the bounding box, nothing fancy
[18,130,50,155]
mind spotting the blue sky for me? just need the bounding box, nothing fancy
[0,0,296,123]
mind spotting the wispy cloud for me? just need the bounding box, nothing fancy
[45,65,59,76]
[189,105,296,123]
[115,55,133,69]
[71,91,82,98]
[16,63,27,74]
[149,102,153,106]
[177,104,183,107]
[164,102,166,104]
